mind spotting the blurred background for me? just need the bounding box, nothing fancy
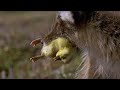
[0,11,81,79]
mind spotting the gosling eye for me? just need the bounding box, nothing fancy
[41,42,43,44]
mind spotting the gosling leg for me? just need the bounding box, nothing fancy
[30,55,44,62]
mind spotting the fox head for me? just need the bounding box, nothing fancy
[43,11,95,43]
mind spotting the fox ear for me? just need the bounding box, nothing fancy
[57,11,94,25]
[57,11,86,25]
[58,11,75,24]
